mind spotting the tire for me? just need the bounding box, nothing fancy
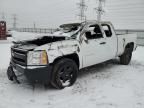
[120,48,132,65]
[51,58,78,89]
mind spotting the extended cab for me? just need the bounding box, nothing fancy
[7,21,137,89]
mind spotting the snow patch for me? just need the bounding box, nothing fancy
[0,42,144,108]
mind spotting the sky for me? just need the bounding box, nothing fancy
[104,0,144,29]
[0,0,144,29]
[0,0,98,28]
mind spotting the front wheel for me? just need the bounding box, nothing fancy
[51,58,78,89]
[120,49,132,65]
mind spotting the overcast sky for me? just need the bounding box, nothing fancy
[0,0,98,28]
[1,0,144,29]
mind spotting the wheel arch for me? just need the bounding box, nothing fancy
[52,53,80,69]
[125,42,134,52]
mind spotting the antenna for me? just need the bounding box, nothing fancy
[94,0,105,22]
[77,0,87,22]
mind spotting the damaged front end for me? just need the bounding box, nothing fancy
[7,34,79,84]
[7,45,52,84]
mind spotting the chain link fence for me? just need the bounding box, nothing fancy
[14,28,58,34]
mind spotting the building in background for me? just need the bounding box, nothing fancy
[0,21,7,40]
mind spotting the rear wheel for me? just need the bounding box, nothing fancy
[51,58,78,89]
[120,48,132,65]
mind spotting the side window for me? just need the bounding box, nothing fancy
[85,24,103,40]
[102,24,112,37]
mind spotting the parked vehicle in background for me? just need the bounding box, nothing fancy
[7,20,137,89]
[0,21,7,40]
[6,30,12,37]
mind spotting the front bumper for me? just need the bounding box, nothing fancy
[7,62,52,84]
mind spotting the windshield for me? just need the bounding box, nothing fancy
[53,23,82,39]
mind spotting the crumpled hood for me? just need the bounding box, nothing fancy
[17,44,38,50]
[34,39,80,64]
[12,31,69,42]
[34,39,79,51]
[11,31,53,41]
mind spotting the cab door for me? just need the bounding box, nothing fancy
[101,23,117,59]
[80,24,108,68]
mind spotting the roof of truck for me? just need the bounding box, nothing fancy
[59,20,112,28]
[85,20,112,24]
[60,23,81,28]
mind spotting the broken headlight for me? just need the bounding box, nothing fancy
[27,50,48,66]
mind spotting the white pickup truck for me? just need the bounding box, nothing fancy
[7,21,137,89]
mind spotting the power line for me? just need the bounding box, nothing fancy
[77,0,87,22]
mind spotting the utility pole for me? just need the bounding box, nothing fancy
[94,0,105,22]
[12,14,18,30]
[2,12,5,20]
[77,0,87,22]
[33,22,36,29]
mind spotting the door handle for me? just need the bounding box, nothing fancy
[100,42,106,45]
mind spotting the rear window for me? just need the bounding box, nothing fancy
[102,24,112,37]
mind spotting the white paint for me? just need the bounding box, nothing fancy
[30,21,137,69]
